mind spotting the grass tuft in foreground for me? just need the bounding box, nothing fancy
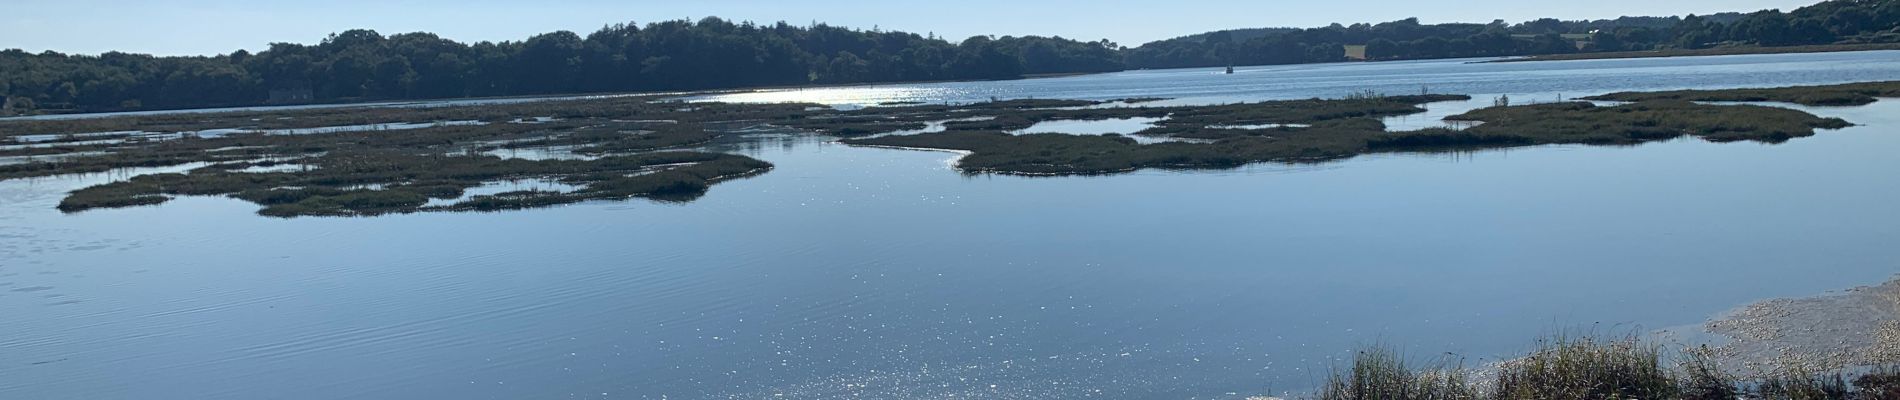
[1754,363,1852,400]
[1318,347,1478,400]
[1317,336,1900,400]
[1491,335,1676,400]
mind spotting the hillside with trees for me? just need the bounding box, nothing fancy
[0,18,1122,113]
[1127,0,1897,68]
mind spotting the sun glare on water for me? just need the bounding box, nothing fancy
[693,86,971,106]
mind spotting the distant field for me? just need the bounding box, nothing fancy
[1491,42,1900,63]
[1343,44,1367,60]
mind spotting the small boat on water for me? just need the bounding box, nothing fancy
[1224,65,1235,74]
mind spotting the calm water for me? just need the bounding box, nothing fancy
[4,52,1900,399]
[697,51,1900,107]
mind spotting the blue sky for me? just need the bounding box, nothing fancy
[5,0,1817,56]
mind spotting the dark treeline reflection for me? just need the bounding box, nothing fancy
[3,0,1897,113]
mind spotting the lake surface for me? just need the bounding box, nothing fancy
[4,52,1900,399]
[698,51,1900,107]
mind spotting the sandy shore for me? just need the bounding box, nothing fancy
[1702,276,1900,376]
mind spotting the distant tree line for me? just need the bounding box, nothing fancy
[1129,0,1899,68]
[3,0,1898,114]
[0,18,1122,113]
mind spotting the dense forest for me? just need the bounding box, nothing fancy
[0,18,1123,113]
[3,0,1898,114]
[1128,0,1899,68]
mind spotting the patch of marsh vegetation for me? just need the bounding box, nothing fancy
[1,95,822,216]
[57,151,768,217]
[1441,100,1852,144]
[845,92,1851,175]
[1585,81,1900,107]
[1,81,1884,215]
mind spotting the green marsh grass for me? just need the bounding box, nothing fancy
[1318,346,1479,400]
[1585,81,1900,107]
[1318,337,1900,400]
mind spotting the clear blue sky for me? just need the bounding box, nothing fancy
[5,0,1818,56]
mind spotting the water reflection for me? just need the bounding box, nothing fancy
[863,117,997,139]
[424,178,585,207]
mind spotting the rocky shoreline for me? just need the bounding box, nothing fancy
[1705,276,1900,376]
